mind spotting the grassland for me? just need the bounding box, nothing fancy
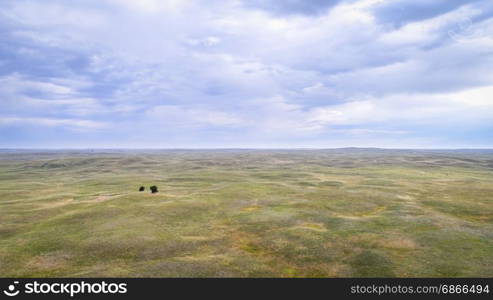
[0,149,492,277]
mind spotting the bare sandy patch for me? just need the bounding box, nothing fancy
[379,237,418,250]
[93,195,113,202]
[292,222,327,232]
[78,194,122,203]
[35,198,74,210]
[29,251,72,271]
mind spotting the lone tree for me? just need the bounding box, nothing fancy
[139,186,145,192]
[150,185,158,193]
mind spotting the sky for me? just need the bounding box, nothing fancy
[0,0,492,149]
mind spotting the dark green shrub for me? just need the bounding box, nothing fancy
[150,185,158,193]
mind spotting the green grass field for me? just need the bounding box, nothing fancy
[1,149,492,277]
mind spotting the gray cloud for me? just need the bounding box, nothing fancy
[372,0,485,27]
[242,0,346,16]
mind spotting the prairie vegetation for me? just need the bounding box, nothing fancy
[0,149,492,277]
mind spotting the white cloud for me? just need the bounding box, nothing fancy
[147,105,244,127]
[0,117,107,129]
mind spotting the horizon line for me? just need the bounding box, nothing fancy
[1,147,493,151]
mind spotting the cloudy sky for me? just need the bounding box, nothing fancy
[1,0,492,148]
